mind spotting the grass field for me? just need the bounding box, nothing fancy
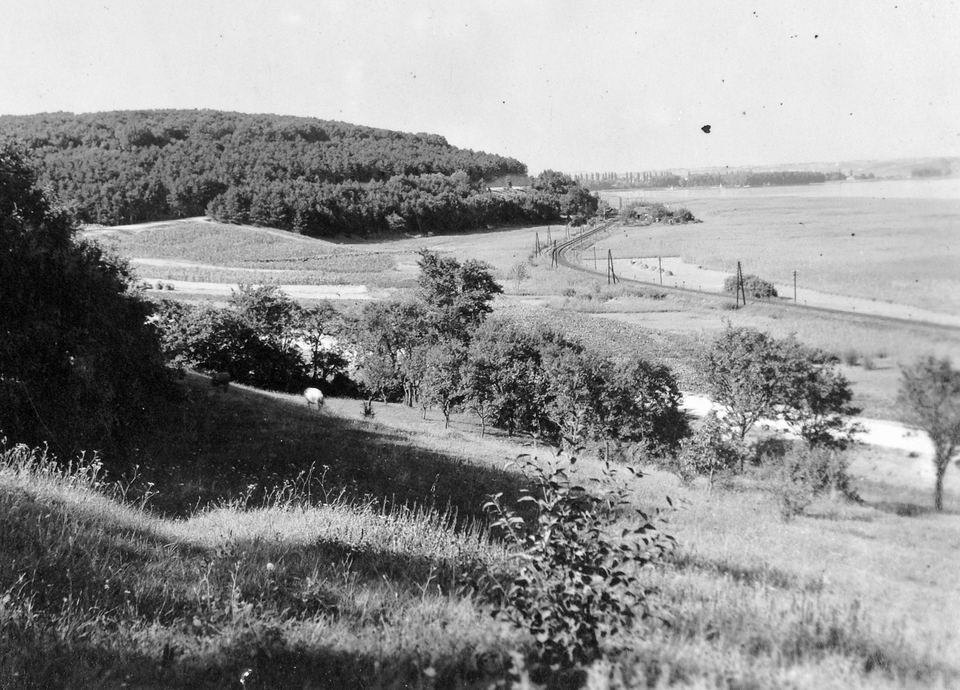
[3,375,958,688]
[594,194,960,316]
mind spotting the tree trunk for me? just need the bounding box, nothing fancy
[935,457,947,512]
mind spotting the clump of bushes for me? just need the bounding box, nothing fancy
[723,274,778,299]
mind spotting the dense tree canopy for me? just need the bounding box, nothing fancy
[0,144,171,459]
[0,110,596,236]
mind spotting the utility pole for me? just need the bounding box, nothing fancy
[658,256,663,285]
[535,230,540,256]
[793,270,798,303]
[736,261,747,308]
[593,246,597,271]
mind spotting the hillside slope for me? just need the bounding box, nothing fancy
[0,110,559,235]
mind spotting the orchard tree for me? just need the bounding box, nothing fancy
[416,249,502,341]
[297,301,347,384]
[351,299,429,404]
[898,356,960,511]
[701,326,857,468]
[599,356,691,457]
[421,341,466,428]
[779,346,861,450]
[541,344,603,447]
[701,327,793,446]
[460,346,499,437]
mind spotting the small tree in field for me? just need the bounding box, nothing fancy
[421,341,466,428]
[898,356,960,512]
[702,327,858,468]
[701,327,791,449]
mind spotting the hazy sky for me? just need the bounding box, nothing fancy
[2,0,958,173]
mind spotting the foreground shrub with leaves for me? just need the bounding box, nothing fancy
[478,454,674,669]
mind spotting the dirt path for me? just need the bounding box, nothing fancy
[144,280,378,300]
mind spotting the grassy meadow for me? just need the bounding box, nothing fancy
[594,194,960,316]
[2,374,959,688]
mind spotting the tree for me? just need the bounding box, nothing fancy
[415,249,502,341]
[506,262,529,292]
[779,347,861,450]
[421,341,466,428]
[0,144,171,460]
[898,356,960,511]
[701,327,857,468]
[296,301,346,383]
[460,347,499,437]
[598,356,691,457]
[701,327,793,448]
[350,300,429,404]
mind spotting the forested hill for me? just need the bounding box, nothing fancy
[0,110,589,236]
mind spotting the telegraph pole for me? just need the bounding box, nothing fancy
[736,261,747,308]
[793,270,798,303]
[658,256,663,285]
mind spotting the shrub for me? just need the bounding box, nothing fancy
[479,455,673,668]
[775,445,860,520]
[842,349,859,366]
[723,274,778,299]
[676,412,744,485]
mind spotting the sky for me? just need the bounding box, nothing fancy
[2,0,958,174]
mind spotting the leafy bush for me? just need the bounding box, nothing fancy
[676,411,744,484]
[775,445,860,520]
[480,455,673,668]
[723,273,778,299]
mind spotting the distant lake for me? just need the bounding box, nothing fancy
[602,177,960,203]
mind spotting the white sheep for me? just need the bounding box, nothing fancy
[304,387,324,410]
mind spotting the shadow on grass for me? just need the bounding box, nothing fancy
[668,551,821,592]
[8,629,513,690]
[866,501,956,517]
[127,378,532,525]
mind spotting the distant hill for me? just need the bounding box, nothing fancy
[0,110,553,235]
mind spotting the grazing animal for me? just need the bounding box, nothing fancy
[304,387,324,410]
[210,372,231,388]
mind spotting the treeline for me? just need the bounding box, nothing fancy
[0,110,600,234]
[205,169,589,236]
[581,170,829,191]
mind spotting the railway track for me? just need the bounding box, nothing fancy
[550,221,960,334]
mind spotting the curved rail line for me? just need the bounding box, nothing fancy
[550,221,960,334]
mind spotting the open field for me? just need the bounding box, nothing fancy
[3,375,959,688]
[594,193,960,316]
